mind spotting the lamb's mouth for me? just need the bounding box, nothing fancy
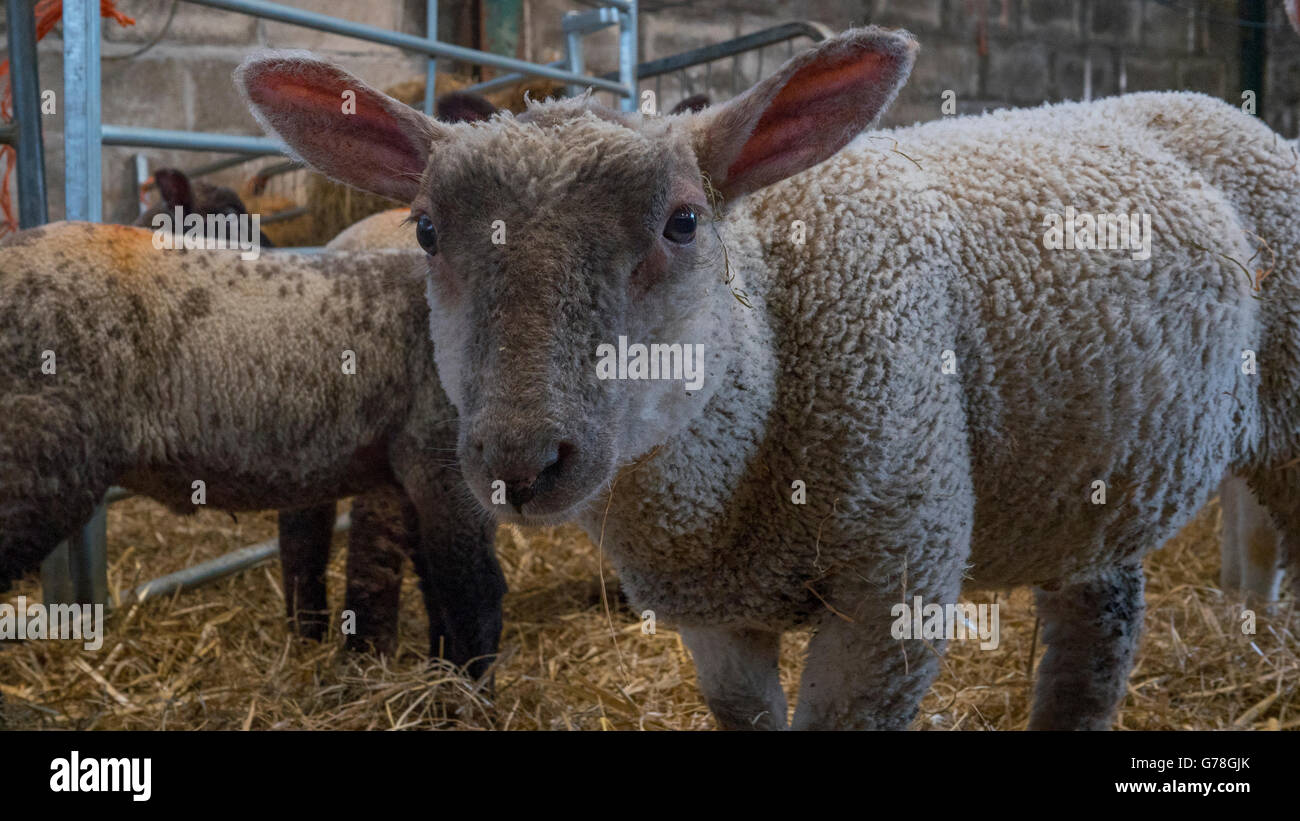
[481,494,581,527]
[479,473,609,527]
[495,505,580,527]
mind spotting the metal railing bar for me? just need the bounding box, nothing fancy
[182,0,632,96]
[597,21,829,82]
[105,487,133,504]
[117,512,352,606]
[461,59,566,96]
[102,125,284,155]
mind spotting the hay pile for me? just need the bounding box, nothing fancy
[0,494,1295,730]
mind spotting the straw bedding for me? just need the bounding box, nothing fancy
[0,495,1294,730]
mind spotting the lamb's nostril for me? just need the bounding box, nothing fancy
[553,441,575,472]
[537,446,559,476]
[504,477,537,508]
[532,441,574,486]
[490,441,575,511]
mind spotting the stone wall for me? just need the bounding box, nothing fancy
[551,0,1300,130]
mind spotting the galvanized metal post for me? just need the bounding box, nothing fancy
[423,0,438,116]
[70,505,107,603]
[6,0,49,227]
[563,16,584,100]
[48,0,109,607]
[1239,0,1266,118]
[562,5,631,106]
[39,548,77,605]
[134,153,149,216]
[63,0,102,221]
[41,505,108,606]
[618,0,637,112]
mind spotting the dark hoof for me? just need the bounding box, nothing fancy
[345,634,398,657]
[288,612,330,643]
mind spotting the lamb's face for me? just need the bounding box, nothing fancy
[415,104,726,523]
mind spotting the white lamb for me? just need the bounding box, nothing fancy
[237,27,1300,729]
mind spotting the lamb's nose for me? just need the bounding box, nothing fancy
[481,441,573,511]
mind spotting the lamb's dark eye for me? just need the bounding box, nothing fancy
[663,206,696,244]
[416,214,438,254]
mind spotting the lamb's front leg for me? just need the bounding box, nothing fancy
[680,626,787,730]
[1028,563,1145,730]
[791,587,952,731]
[392,442,505,681]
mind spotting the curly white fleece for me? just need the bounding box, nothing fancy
[580,91,1300,629]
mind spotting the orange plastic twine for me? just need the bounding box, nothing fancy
[0,0,136,233]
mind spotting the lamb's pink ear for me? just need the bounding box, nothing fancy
[693,27,917,201]
[235,51,445,203]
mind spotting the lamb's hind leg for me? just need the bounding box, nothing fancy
[342,489,411,656]
[1028,563,1145,730]
[277,502,336,641]
[0,396,110,591]
[680,626,787,730]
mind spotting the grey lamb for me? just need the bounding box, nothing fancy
[237,28,1300,728]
